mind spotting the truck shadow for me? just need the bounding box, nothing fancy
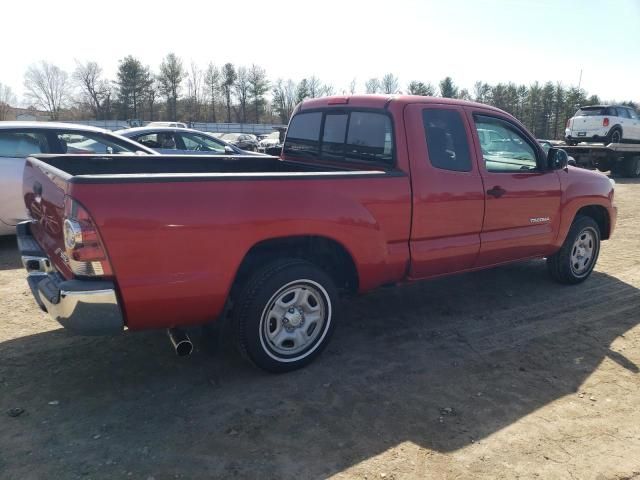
[0,262,638,479]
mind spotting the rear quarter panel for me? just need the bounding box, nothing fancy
[69,174,411,330]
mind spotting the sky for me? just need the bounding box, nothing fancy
[2,0,639,103]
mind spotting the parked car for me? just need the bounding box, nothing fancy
[19,95,616,373]
[116,127,261,155]
[0,122,154,236]
[565,105,640,145]
[258,131,281,152]
[220,133,259,151]
[147,121,187,128]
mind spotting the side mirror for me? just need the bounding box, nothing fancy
[547,147,568,170]
[224,145,235,154]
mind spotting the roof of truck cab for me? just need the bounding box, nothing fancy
[0,121,109,132]
[299,95,506,113]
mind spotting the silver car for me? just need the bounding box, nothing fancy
[0,122,155,236]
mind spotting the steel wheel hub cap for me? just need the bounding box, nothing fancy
[260,281,328,358]
[283,306,305,330]
[570,229,595,275]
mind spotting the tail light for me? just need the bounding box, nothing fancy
[63,197,112,277]
[603,118,610,127]
[566,118,571,128]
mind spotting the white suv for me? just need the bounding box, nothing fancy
[565,105,640,145]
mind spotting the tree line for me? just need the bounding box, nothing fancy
[0,55,636,140]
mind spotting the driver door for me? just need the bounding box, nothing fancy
[467,110,562,267]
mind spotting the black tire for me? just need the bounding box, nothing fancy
[607,128,622,145]
[565,139,578,146]
[547,216,600,284]
[621,156,640,178]
[232,258,338,373]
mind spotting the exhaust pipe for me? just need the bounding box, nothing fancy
[167,328,193,357]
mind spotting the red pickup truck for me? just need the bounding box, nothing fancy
[18,95,617,372]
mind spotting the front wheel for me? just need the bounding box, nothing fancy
[622,156,640,178]
[547,216,600,284]
[233,259,338,373]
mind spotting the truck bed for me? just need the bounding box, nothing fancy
[31,154,385,182]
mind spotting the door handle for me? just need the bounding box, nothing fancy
[487,186,506,198]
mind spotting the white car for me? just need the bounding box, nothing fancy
[0,122,155,236]
[258,131,281,151]
[565,105,640,145]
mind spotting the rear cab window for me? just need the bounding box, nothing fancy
[284,109,394,167]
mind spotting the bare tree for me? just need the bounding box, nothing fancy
[349,78,357,94]
[247,65,269,123]
[144,79,159,121]
[204,63,220,123]
[365,78,380,94]
[24,61,69,120]
[308,76,322,98]
[73,60,109,119]
[320,84,335,96]
[272,79,297,124]
[381,73,399,94]
[234,66,250,123]
[0,83,16,121]
[186,62,204,122]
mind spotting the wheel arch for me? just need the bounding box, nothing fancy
[575,205,611,240]
[232,235,359,296]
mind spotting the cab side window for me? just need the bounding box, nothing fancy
[422,109,471,172]
[474,115,538,172]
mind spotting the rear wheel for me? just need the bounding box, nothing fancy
[233,259,338,373]
[607,128,622,145]
[547,216,600,284]
[622,156,640,178]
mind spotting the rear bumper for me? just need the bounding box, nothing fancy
[17,221,124,335]
[565,128,610,143]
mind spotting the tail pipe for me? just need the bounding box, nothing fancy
[167,328,193,357]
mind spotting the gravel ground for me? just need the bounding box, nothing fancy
[1,177,639,480]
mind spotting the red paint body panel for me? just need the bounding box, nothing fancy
[23,95,617,332]
[69,175,411,330]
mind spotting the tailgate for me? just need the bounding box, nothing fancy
[23,158,73,279]
[573,115,604,133]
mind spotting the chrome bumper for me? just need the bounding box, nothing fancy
[17,221,124,335]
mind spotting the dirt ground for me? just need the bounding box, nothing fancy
[1,178,640,480]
